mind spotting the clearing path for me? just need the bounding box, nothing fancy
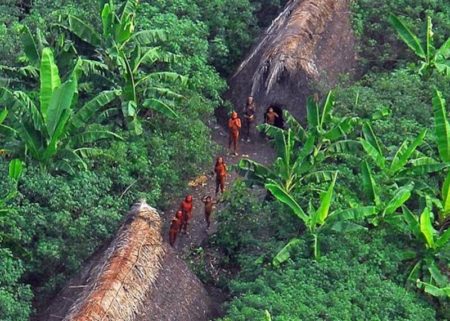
[161,123,275,256]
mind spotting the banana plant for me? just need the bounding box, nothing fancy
[389,15,450,77]
[395,205,450,298]
[60,0,188,134]
[0,159,23,214]
[0,47,121,171]
[267,173,376,261]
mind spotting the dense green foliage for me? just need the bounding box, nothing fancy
[351,0,450,72]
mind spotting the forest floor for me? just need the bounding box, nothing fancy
[160,121,275,316]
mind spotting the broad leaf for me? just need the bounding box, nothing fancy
[8,159,23,182]
[320,90,334,128]
[314,172,337,226]
[360,139,385,169]
[40,48,61,118]
[46,78,77,137]
[420,207,436,249]
[67,15,102,47]
[272,238,300,267]
[143,98,178,119]
[442,171,450,218]
[361,160,379,205]
[417,280,450,298]
[389,15,426,59]
[306,97,319,129]
[20,25,40,65]
[131,29,168,45]
[436,227,450,249]
[432,89,450,162]
[72,90,119,128]
[390,129,427,174]
[384,184,414,216]
[362,122,383,156]
[265,182,308,223]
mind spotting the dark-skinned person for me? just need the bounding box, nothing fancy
[180,195,193,234]
[243,96,256,142]
[228,111,242,156]
[214,156,227,196]
[169,210,183,246]
[201,195,218,229]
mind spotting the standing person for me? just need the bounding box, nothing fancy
[243,96,256,142]
[180,195,193,234]
[214,156,227,196]
[228,111,241,156]
[169,210,183,246]
[265,106,279,126]
[201,196,217,229]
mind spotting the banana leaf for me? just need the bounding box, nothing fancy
[420,207,436,249]
[361,160,380,206]
[390,129,427,174]
[384,184,414,216]
[432,89,450,162]
[272,238,300,267]
[389,14,426,59]
[265,182,308,223]
[40,48,61,118]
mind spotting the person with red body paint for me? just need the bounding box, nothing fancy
[180,195,193,234]
[169,210,183,246]
[202,195,218,229]
[214,157,227,196]
[228,111,242,156]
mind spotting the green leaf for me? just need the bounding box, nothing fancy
[360,139,385,169]
[408,157,449,175]
[436,227,450,249]
[402,206,420,238]
[384,184,414,216]
[417,280,450,298]
[331,221,368,233]
[441,171,450,218]
[67,15,102,47]
[143,98,178,119]
[40,48,61,118]
[72,90,119,128]
[46,78,77,137]
[331,206,377,221]
[238,158,271,182]
[43,109,71,161]
[265,182,308,223]
[131,29,168,45]
[428,261,448,287]
[8,159,23,182]
[362,122,384,156]
[314,172,337,226]
[420,207,436,249]
[264,310,272,321]
[390,129,427,174]
[0,108,7,124]
[306,96,319,129]
[361,160,380,206]
[389,14,426,59]
[320,90,334,128]
[432,89,450,162]
[20,25,40,65]
[272,238,300,267]
[101,2,113,36]
[436,37,450,59]
[426,16,433,63]
[73,129,123,145]
[119,0,138,22]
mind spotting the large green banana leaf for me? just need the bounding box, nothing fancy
[389,14,426,59]
[40,48,61,118]
[432,89,450,162]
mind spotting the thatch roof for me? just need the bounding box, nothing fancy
[36,201,214,321]
[226,0,356,121]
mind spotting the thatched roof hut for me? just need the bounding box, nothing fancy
[226,0,356,121]
[36,201,214,321]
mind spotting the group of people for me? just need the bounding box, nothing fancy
[227,96,281,155]
[169,157,227,246]
[169,96,281,247]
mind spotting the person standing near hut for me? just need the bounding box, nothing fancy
[214,156,227,196]
[265,106,279,126]
[169,210,183,246]
[243,96,256,142]
[228,111,241,156]
[180,195,193,234]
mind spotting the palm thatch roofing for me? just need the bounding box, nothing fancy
[36,201,214,321]
[226,0,356,121]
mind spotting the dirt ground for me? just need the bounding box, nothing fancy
[159,121,276,316]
